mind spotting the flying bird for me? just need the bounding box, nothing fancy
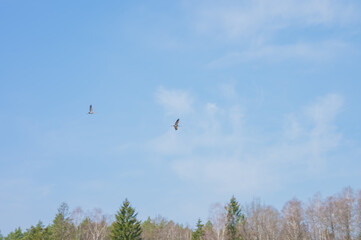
[88,105,94,114]
[173,119,179,130]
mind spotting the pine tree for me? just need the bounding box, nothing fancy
[22,221,45,240]
[192,219,204,240]
[41,226,52,240]
[50,202,74,240]
[225,196,244,240]
[5,227,23,240]
[111,198,142,240]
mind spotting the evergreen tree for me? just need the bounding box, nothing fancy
[41,226,52,240]
[22,221,49,240]
[111,198,142,240]
[79,217,91,239]
[225,196,244,240]
[50,202,74,240]
[0,230,3,240]
[5,227,23,240]
[23,221,41,240]
[192,219,204,240]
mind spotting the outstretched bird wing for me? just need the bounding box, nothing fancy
[173,119,179,130]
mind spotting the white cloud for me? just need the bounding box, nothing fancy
[186,0,359,64]
[205,103,218,115]
[305,93,343,126]
[208,41,349,67]
[193,0,359,40]
[304,94,343,168]
[172,158,279,194]
[155,87,194,115]
[260,93,343,172]
[149,88,345,195]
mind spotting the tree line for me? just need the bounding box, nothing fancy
[1,186,361,240]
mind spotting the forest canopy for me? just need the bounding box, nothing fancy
[1,186,361,240]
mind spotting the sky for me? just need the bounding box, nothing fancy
[1,0,361,235]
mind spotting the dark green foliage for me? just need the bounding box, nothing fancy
[50,202,75,240]
[0,230,3,240]
[111,199,142,240]
[78,217,91,239]
[225,196,245,240]
[4,227,23,240]
[21,221,52,240]
[192,219,204,240]
[22,221,46,240]
[41,226,52,240]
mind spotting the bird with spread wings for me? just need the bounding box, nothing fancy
[173,119,179,130]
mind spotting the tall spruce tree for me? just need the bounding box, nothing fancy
[50,202,74,240]
[192,219,204,240]
[225,196,244,240]
[111,198,142,240]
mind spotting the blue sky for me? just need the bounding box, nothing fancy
[1,0,361,235]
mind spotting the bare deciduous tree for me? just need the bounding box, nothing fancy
[203,220,217,240]
[305,193,331,240]
[356,190,361,240]
[281,198,307,240]
[241,199,281,240]
[333,187,355,240]
[72,207,85,240]
[209,203,226,240]
[86,208,110,240]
